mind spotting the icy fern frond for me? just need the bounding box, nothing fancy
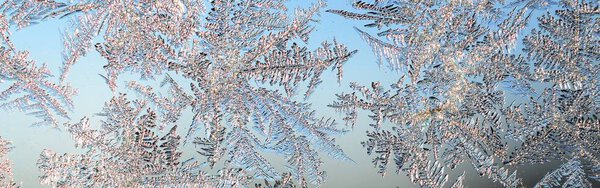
[130,1,353,186]
[44,0,356,187]
[326,2,411,28]
[37,94,214,187]
[361,130,405,175]
[409,160,449,188]
[327,0,512,75]
[506,2,599,175]
[133,66,353,186]
[506,92,598,165]
[58,13,100,84]
[223,127,280,180]
[50,0,355,95]
[0,0,66,29]
[270,135,325,187]
[33,2,354,185]
[240,40,357,98]
[450,172,465,188]
[463,142,521,188]
[128,76,192,124]
[0,15,75,127]
[169,0,356,98]
[331,0,599,187]
[505,91,599,186]
[254,173,296,188]
[177,83,350,186]
[524,1,599,90]
[327,0,551,187]
[534,158,592,188]
[0,137,18,188]
[18,0,205,89]
[37,94,308,187]
[504,0,559,9]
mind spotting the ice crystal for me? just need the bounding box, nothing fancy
[5,0,204,88]
[329,0,598,187]
[0,137,17,188]
[0,3,75,127]
[535,158,593,188]
[37,94,252,187]
[1,0,597,187]
[506,1,599,184]
[127,1,355,186]
[35,0,355,187]
[0,0,66,29]
[37,94,344,187]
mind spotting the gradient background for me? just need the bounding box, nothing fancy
[0,1,572,187]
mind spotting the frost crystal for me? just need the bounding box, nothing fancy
[535,158,593,188]
[1,0,597,187]
[507,1,600,185]
[128,1,356,186]
[329,0,598,187]
[35,0,355,187]
[38,94,248,187]
[0,137,17,188]
[0,2,75,127]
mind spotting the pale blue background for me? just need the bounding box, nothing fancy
[0,1,563,187]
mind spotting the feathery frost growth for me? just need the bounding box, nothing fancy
[0,1,76,127]
[507,1,600,186]
[28,0,355,187]
[1,0,598,187]
[534,158,593,188]
[0,137,17,188]
[38,94,253,187]
[329,0,598,187]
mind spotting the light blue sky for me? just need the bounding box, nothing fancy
[0,1,561,187]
